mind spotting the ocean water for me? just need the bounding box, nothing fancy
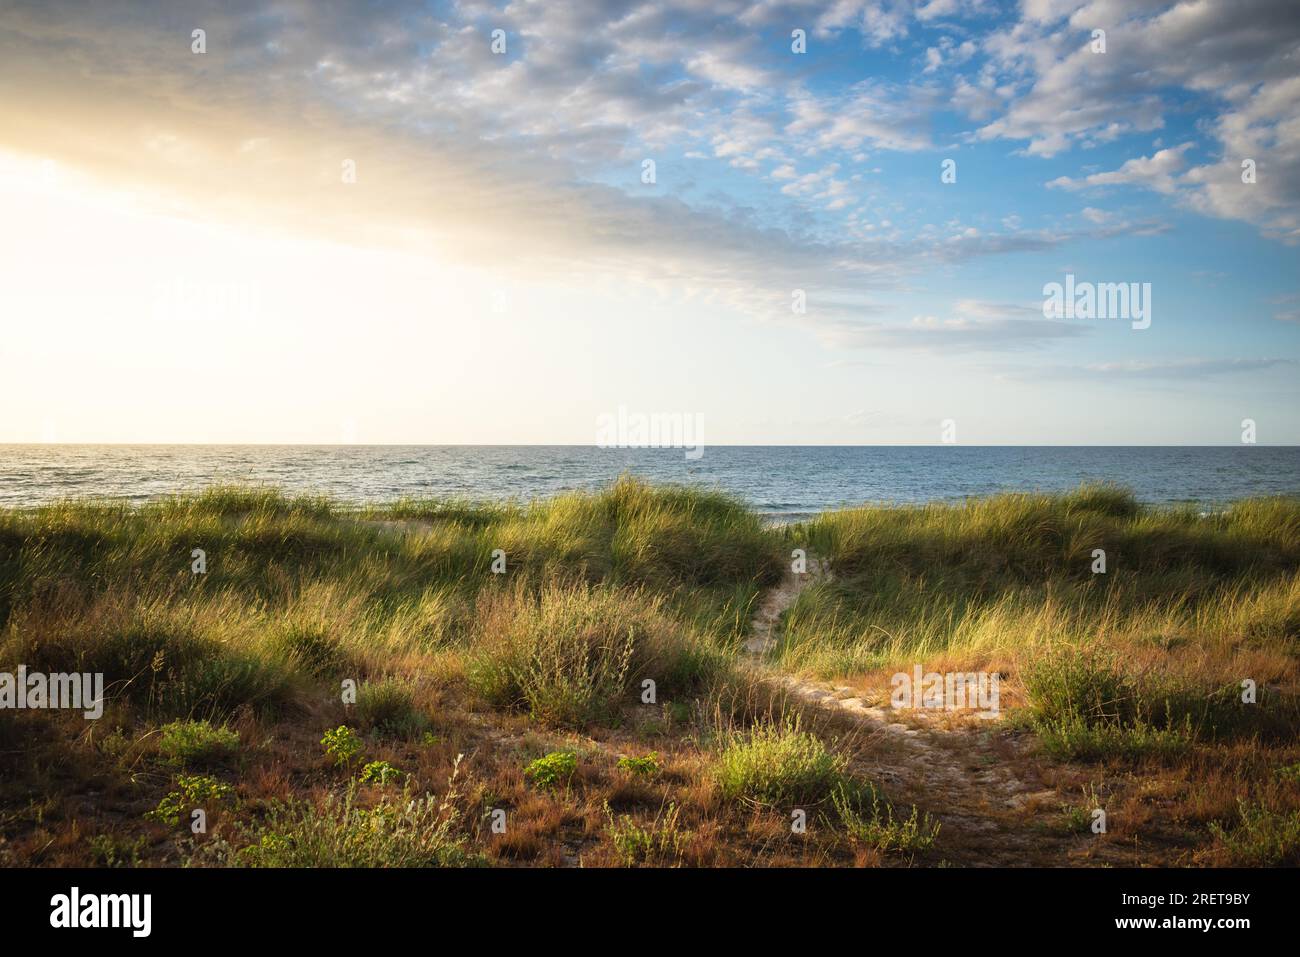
[0,445,1297,519]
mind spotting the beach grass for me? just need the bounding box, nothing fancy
[0,478,1296,867]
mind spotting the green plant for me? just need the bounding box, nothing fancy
[1209,800,1300,866]
[524,750,577,790]
[1060,802,1093,835]
[1021,650,1261,741]
[467,583,722,727]
[96,728,131,759]
[88,834,148,868]
[1276,762,1300,784]
[321,725,364,767]
[617,752,661,778]
[1059,783,1105,834]
[1033,713,1192,763]
[356,678,427,737]
[359,760,406,787]
[831,783,939,853]
[157,719,240,766]
[3,605,297,721]
[146,773,235,827]
[715,718,846,806]
[204,761,479,867]
[270,623,350,677]
[604,801,685,866]
[665,701,692,725]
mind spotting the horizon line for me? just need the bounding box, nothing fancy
[2,443,1296,450]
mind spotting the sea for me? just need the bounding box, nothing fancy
[1,445,1297,521]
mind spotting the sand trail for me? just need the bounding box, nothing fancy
[744,558,1090,865]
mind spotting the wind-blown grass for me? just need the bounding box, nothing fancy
[2,479,1297,867]
[0,476,781,721]
[777,488,1300,729]
[467,582,723,727]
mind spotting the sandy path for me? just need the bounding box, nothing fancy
[744,558,1093,866]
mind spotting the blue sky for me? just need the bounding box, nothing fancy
[0,0,1298,444]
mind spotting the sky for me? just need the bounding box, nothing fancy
[0,0,1298,445]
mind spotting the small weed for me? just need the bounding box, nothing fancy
[1209,800,1300,866]
[359,760,406,787]
[157,719,240,766]
[616,752,661,778]
[604,801,685,866]
[205,760,479,867]
[1033,714,1192,763]
[146,773,235,827]
[356,678,428,738]
[1059,783,1105,834]
[525,750,577,790]
[321,725,364,767]
[715,718,846,806]
[1276,762,1300,784]
[88,834,147,868]
[831,783,939,854]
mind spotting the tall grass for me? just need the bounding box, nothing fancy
[778,489,1300,732]
[467,583,723,727]
[3,479,1296,866]
[2,480,1295,748]
[713,717,849,806]
[0,477,779,721]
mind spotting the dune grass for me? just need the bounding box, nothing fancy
[1,478,1296,867]
[0,476,781,721]
[778,486,1299,711]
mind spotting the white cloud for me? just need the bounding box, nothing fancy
[977,0,1300,239]
[1047,144,1193,195]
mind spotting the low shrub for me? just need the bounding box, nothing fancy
[355,678,427,737]
[157,719,240,766]
[524,750,577,790]
[468,583,722,727]
[714,718,847,806]
[206,777,477,867]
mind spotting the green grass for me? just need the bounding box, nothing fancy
[604,801,685,866]
[1020,647,1295,749]
[777,489,1300,739]
[354,677,427,737]
[206,781,479,867]
[1209,800,1300,866]
[0,477,780,723]
[713,718,849,806]
[711,718,936,853]
[156,719,240,767]
[831,783,940,853]
[1032,713,1193,763]
[3,479,1298,865]
[467,582,726,727]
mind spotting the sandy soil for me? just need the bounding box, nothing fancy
[743,557,1142,866]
